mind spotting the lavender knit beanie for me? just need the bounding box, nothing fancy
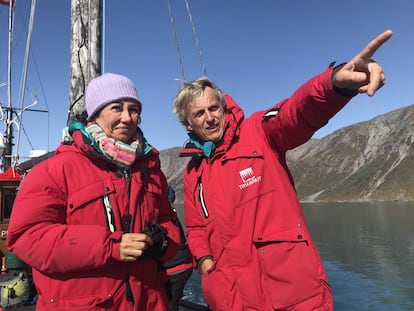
[85,73,141,121]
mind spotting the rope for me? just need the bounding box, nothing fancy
[184,0,208,77]
[167,0,208,81]
[166,0,186,81]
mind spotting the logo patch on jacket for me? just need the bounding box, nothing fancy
[238,167,262,189]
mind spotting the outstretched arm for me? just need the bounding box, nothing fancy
[333,29,393,97]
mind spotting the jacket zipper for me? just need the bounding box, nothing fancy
[121,169,132,233]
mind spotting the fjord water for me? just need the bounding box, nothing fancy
[179,202,414,310]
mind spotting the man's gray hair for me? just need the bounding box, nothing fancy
[173,77,226,127]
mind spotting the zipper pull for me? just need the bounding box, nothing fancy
[122,169,131,181]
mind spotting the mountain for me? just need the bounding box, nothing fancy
[159,147,190,203]
[160,104,414,202]
[287,104,414,202]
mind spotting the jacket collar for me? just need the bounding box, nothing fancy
[64,120,155,162]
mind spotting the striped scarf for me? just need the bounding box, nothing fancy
[86,122,143,167]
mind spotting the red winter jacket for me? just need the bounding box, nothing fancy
[179,68,353,310]
[7,127,180,311]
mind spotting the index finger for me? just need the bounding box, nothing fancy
[354,29,393,61]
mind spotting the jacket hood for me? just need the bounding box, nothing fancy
[221,94,244,148]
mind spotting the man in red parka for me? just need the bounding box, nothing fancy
[7,73,180,310]
[172,30,392,310]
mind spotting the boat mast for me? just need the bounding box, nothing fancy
[67,0,102,125]
[3,0,14,171]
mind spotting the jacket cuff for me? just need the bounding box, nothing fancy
[196,255,214,272]
[331,62,359,97]
[109,231,124,261]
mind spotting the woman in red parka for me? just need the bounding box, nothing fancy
[172,30,392,310]
[7,73,180,310]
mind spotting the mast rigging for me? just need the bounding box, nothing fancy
[167,0,208,82]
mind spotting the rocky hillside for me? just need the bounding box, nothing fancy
[159,147,190,203]
[160,104,414,202]
[287,104,414,202]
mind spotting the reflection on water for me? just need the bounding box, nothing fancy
[303,202,414,310]
[179,202,414,310]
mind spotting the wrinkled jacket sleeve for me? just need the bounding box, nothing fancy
[262,67,354,153]
[6,164,123,274]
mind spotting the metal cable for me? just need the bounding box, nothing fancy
[167,0,186,81]
[184,0,208,77]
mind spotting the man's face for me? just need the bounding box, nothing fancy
[185,87,226,143]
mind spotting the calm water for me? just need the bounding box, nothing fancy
[177,202,414,310]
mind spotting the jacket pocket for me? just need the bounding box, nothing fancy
[137,182,162,224]
[221,144,264,163]
[201,267,233,311]
[253,225,329,310]
[67,178,115,228]
[44,293,114,310]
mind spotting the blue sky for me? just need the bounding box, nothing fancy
[0,1,412,162]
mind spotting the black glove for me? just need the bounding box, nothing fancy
[140,221,168,259]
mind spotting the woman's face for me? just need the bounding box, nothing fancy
[185,87,226,143]
[94,100,141,142]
